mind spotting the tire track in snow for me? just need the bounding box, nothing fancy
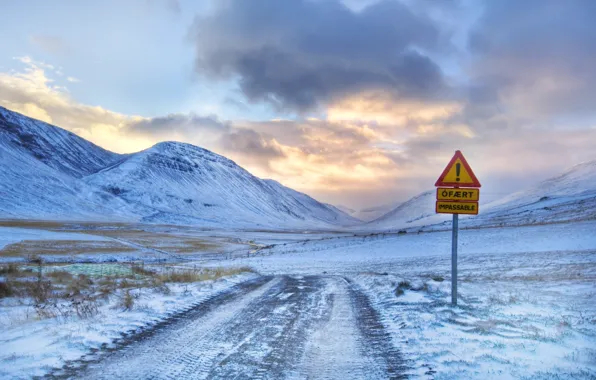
[61,275,406,379]
[347,278,408,379]
[48,275,275,379]
[294,276,407,380]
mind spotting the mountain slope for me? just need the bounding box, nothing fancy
[84,142,358,228]
[471,160,596,226]
[0,106,354,228]
[0,107,124,178]
[0,106,138,220]
[355,202,402,222]
[365,190,446,230]
[367,160,596,231]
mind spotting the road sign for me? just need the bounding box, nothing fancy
[436,200,479,215]
[434,150,481,306]
[436,187,479,201]
[435,150,481,188]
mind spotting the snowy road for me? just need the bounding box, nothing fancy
[65,275,406,379]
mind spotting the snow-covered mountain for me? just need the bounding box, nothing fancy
[365,190,446,230]
[335,202,400,222]
[356,202,402,222]
[0,107,138,220]
[2,105,593,230]
[335,205,356,216]
[0,107,124,178]
[85,142,358,228]
[0,106,357,228]
[367,160,596,231]
[471,160,596,227]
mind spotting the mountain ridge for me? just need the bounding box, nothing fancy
[1,105,594,230]
[0,106,357,228]
[365,160,596,231]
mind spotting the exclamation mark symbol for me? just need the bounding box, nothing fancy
[456,163,461,182]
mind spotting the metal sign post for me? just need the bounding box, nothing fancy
[434,150,481,307]
[451,214,458,305]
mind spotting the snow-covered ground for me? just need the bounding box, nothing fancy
[0,271,259,379]
[215,221,596,379]
[224,221,596,272]
[1,221,595,378]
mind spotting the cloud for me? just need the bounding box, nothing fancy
[126,113,286,167]
[0,58,151,153]
[2,44,596,209]
[189,0,449,111]
[326,91,462,129]
[468,0,596,121]
[220,128,285,161]
[128,113,228,136]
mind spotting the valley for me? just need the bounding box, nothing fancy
[0,107,595,379]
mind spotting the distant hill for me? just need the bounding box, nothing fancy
[365,190,445,230]
[366,161,596,231]
[335,202,400,222]
[472,160,596,226]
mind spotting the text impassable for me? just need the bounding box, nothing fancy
[436,201,479,215]
[436,187,479,201]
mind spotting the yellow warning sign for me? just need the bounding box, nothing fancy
[435,150,481,187]
[436,187,480,201]
[436,201,479,215]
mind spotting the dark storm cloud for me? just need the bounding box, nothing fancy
[189,0,449,111]
[468,0,596,119]
[127,113,285,160]
[220,128,285,160]
[128,113,227,135]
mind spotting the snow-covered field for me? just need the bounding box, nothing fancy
[1,221,595,379]
[217,221,596,379]
[0,270,259,379]
[224,221,596,272]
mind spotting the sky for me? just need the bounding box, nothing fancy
[1,0,595,210]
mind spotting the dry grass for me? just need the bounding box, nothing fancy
[0,240,136,257]
[0,221,226,258]
[86,230,222,254]
[158,266,252,283]
[0,219,135,231]
[395,280,412,297]
[117,290,136,311]
[0,263,20,274]
[171,240,221,254]
[0,281,14,297]
[131,264,156,276]
[0,220,72,230]
[46,270,74,284]
[65,274,93,296]
[1,258,252,321]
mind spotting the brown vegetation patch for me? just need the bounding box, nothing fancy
[157,266,253,283]
[0,240,137,257]
[87,230,222,254]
